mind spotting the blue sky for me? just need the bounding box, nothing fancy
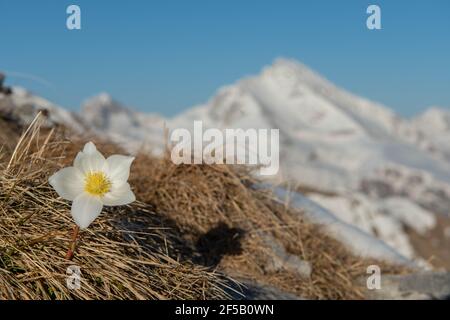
[0,0,449,117]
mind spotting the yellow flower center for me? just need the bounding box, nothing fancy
[84,172,111,196]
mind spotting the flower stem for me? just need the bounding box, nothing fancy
[65,225,80,260]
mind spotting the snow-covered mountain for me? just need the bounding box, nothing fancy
[81,93,166,152]
[2,59,449,263]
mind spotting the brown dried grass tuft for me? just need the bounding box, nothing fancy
[0,113,232,300]
[130,153,409,299]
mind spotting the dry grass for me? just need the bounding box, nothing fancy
[0,113,232,300]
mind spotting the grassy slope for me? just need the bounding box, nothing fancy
[0,112,407,300]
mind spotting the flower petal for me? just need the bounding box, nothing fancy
[71,193,104,229]
[74,142,99,169]
[83,142,98,155]
[49,167,84,201]
[74,142,108,174]
[107,155,135,185]
[103,183,136,206]
[73,151,84,169]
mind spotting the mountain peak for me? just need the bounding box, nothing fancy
[414,106,450,133]
[82,93,129,114]
[83,92,114,107]
[262,58,323,84]
[95,92,114,104]
[420,106,450,117]
[271,57,303,69]
[270,57,311,72]
[81,93,136,130]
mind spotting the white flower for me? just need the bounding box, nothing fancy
[49,141,136,229]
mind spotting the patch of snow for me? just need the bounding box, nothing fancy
[270,187,413,265]
[308,193,436,259]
